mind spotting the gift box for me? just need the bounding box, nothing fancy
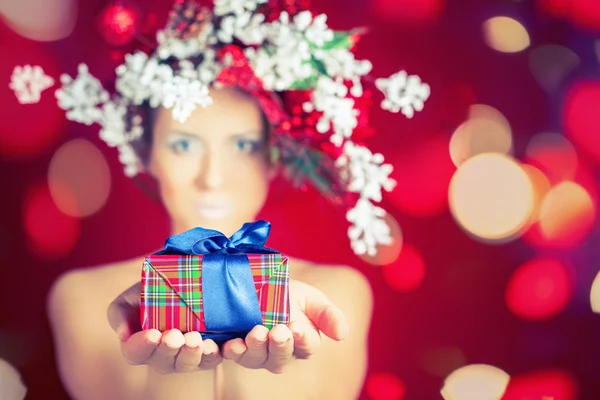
[140,221,290,341]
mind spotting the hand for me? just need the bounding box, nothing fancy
[221,279,349,374]
[107,282,223,374]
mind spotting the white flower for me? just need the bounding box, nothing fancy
[55,64,109,125]
[304,14,334,46]
[9,65,54,104]
[336,142,396,202]
[99,102,128,148]
[375,70,430,118]
[213,0,267,16]
[161,77,212,123]
[115,52,153,105]
[117,143,141,177]
[346,198,392,255]
[318,49,372,80]
[311,76,358,144]
[218,11,265,45]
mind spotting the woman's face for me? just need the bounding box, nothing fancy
[149,87,271,237]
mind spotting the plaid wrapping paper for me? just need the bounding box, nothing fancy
[140,253,290,332]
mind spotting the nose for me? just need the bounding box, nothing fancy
[195,150,224,190]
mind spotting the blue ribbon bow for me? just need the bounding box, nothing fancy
[156,220,278,342]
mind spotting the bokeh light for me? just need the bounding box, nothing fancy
[359,213,403,266]
[538,181,595,247]
[529,45,580,93]
[419,346,467,378]
[23,183,81,259]
[0,0,77,41]
[390,136,455,217]
[449,153,534,242]
[449,106,513,167]
[525,132,578,182]
[505,258,573,321]
[590,270,600,313]
[538,0,600,31]
[563,79,600,162]
[441,364,510,400]
[502,369,578,399]
[372,0,445,23]
[381,244,426,292]
[365,372,406,400]
[97,0,140,46]
[520,164,551,224]
[483,17,530,53]
[48,139,111,218]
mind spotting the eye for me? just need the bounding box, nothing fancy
[168,138,195,155]
[236,139,262,154]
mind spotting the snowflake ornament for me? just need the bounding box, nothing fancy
[347,198,392,256]
[375,70,430,118]
[9,65,55,104]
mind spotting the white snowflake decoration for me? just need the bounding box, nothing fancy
[9,65,55,105]
[375,70,431,118]
[347,198,392,256]
[55,64,110,125]
[162,76,212,123]
[336,142,396,202]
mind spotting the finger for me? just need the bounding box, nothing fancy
[107,282,143,341]
[303,286,349,341]
[147,329,185,374]
[198,339,222,370]
[265,325,294,374]
[120,329,161,365]
[222,338,247,363]
[288,320,320,359]
[175,332,203,373]
[238,325,269,368]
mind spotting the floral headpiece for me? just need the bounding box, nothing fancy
[9,0,430,256]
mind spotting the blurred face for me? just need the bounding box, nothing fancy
[149,87,271,237]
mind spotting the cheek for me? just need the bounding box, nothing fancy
[228,158,270,210]
[151,151,199,205]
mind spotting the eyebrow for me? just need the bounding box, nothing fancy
[169,130,263,139]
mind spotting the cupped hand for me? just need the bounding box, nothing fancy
[221,279,349,374]
[106,282,223,374]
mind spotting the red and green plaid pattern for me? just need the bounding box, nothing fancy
[140,254,290,333]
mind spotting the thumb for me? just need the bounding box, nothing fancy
[107,282,142,341]
[302,284,349,341]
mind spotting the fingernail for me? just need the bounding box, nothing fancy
[292,331,304,341]
[145,330,161,345]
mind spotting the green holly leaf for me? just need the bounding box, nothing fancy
[321,31,353,51]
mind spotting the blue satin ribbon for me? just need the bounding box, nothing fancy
[156,220,277,342]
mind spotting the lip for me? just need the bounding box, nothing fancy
[195,200,232,220]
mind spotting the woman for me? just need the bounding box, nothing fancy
[11,0,428,398]
[47,86,373,400]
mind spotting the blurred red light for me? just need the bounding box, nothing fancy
[381,244,426,292]
[502,369,578,400]
[538,0,600,30]
[505,258,573,321]
[389,136,454,217]
[24,183,81,259]
[365,372,406,400]
[563,80,600,162]
[97,1,140,46]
